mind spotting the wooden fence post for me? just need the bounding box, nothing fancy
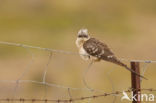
[131,62,141,103]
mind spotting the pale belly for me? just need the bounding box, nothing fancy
[76,38,99,61]
[79,47,100,61]
[79,47,90,61]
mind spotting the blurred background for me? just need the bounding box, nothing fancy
[0,0,156,103]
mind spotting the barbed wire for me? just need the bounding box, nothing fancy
[0,41,156,63]
[0,88,155,102]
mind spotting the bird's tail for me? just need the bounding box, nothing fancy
[105,57,147,80]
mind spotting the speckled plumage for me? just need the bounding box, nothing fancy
[76,29,147,80]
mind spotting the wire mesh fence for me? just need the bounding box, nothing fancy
[0,41,156,103]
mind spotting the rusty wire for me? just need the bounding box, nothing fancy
[0,88,155,102]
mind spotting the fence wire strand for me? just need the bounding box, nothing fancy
[0,41,156,63]
[0,88,155,102]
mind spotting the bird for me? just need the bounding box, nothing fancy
[76,29,147,80]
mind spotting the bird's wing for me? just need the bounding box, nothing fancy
[83,38,148,80]
[83,38,114,59]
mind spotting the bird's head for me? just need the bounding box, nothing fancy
[77,29,90,40]
[76,29,90,48]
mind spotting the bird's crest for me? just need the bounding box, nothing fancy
[77,29,89,38]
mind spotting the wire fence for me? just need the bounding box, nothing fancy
[0,41,156,103]
[0,88,155,102]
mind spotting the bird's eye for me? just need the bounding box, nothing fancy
[78,35,82,37]
[78,35,88,38]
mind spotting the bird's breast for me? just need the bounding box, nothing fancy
[79,47,90,61]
